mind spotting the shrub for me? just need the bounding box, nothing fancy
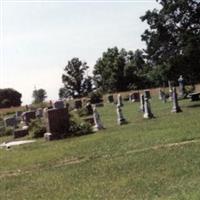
[185,85,195,95]
[68,113,92,136]
[4,127,14,136]
[28,118,46,138]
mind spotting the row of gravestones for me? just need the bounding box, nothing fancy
[107,91,142,104]
[92,87,182,130]
[0,81,191,141]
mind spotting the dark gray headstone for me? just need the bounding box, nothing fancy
[107,95,114,103]
[46,108,69,138]
[4,116,17,128]
[53,100,65,109]
[14,129,28,138]
[22,111,36,125]
[129,92,140,102]
[171,87,182,113]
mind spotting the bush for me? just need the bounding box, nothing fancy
[89,90,103,104]
[185,85,195,95]
[28,118,46,138]
[4,127,14,136]
[68,113,92,136]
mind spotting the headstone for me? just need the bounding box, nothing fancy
[116,105,127,125]
[168,81,173,101]
[107,94,114,103]
[53,100,65,109]
[158,88,163,100]
[159,89,167,103]
[13,129,28,139]
[117,94,123,107]
[178,75,185,98]
[46,107,69,138]
[4,116,17,128]
[129,92,140,102]
[143,95,154,119]
[85,102,93,115]
[139,94,145,112]
[189,92,200,101]
[144,90,151,99]
[123,95,129,101]
[93,105,104,131]
[22,111,36,125]
[25,105,29,111]
[171,87,182,113]
[22,125,29,130]
[74,100,82,109]
[44,132,53,141]
[36,108,43,118]
[16,111,23,117]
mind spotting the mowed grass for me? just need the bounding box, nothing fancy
[1,97,200,199]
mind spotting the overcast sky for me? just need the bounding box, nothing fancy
[0,0,160,104]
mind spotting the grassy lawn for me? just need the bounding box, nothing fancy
[1,97,200,199]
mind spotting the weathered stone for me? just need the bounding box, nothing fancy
[168,81,173,101]
[13,129,28,139]
[178,75,185,98]
[46,108,69,138]
[171,87,182,113]
[16,111,23,117]
[139,94,145,112]
[189,92,200,101]
[53,100,65,109]
[44,132,53,141]
[116,105,127,125]
[22,111,36,125]
[143,96,154,119]
[85,102,93,115]
[159,89,167,103]
[107,95,114,103]
[129,92,140,102]
[144,90,151,99]
[36,108,43,118]
[4,116,17,128]
[117,94,123,107]
[93,106,104,131]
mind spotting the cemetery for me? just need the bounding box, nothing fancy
[1,0,200,199]
[1,81,200,199]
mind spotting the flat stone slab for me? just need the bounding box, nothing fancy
[0,140,36,148]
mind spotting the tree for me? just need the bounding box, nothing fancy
[93,47,127,92]
[32,88,47,104]
[60,58,92,99]
[93,47,149,92]
[0,88,22,108]
[140,0,200,85]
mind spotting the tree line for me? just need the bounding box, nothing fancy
[59,0,200,99]
[1,0,199,107]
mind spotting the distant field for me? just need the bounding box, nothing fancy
[1,97,200,199]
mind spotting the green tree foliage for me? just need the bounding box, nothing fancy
[93,47,149,92]
[140,0,200,85]
[60,58,92,98]
[0,88,22,108]
[32,88,47,104]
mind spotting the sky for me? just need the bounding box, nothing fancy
[0,0,160,105]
